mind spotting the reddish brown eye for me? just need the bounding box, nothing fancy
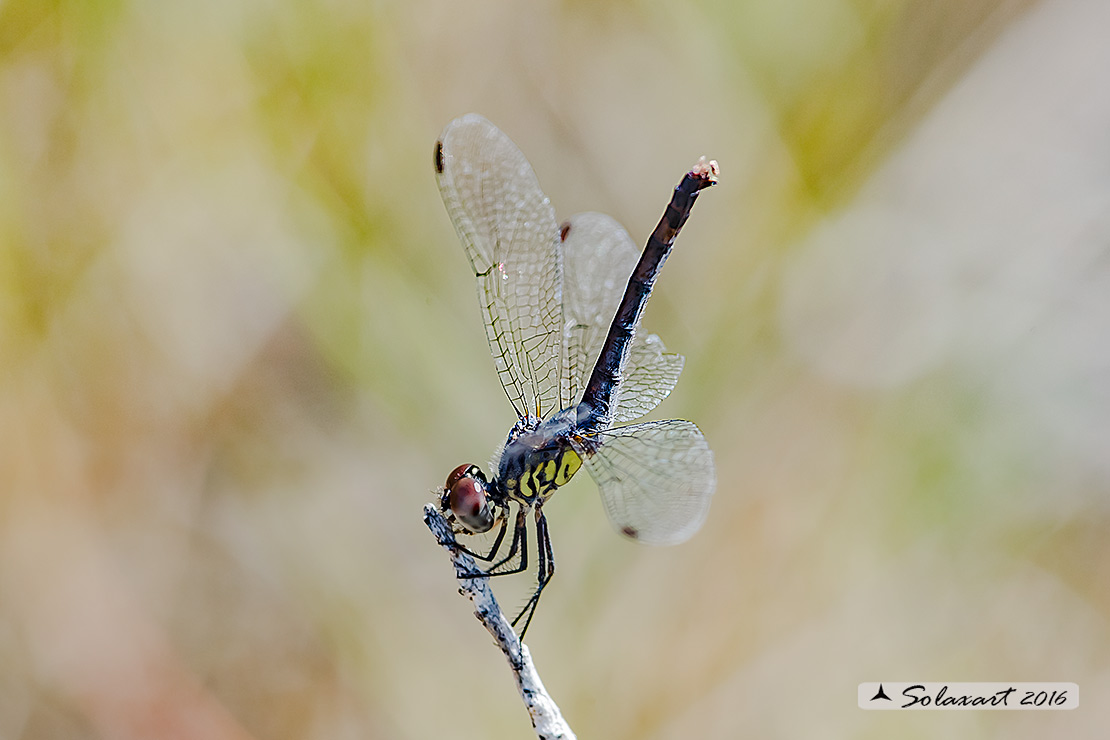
[444,464,493,533]
[446,463,474,491]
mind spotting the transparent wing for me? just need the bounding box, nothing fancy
[615,336,686,424]
[436,114,564,421]
[561,212,684,424]
[572,419,715,545]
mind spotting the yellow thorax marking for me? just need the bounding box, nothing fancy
[517,449,584,500]
[555,450,582,486]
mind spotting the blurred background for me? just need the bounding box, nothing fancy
[1,0,1108,737]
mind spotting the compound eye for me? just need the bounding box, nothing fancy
[449,474,494,533]
[445,463,475,491]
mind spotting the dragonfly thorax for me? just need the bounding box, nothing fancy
[495,407,585,505]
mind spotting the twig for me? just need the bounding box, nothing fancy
[423,504,577,740]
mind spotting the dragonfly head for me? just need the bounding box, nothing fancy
[442,464,495,534]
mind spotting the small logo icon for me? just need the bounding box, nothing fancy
[870,684,892,702]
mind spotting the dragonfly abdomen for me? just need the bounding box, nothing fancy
[580,159,718,430]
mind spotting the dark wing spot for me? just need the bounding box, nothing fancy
[621,526,639,539]
[434,140,444,173]
[559,222,571,242]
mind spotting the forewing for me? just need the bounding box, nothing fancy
[561,212,684,423]
[573,419,715,545]
[436,114,563,420]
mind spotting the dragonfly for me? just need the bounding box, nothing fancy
[434,113,717,636]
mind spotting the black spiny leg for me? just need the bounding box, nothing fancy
[451,509,508,563]
[512,506,556,638]
[458,506,530,579]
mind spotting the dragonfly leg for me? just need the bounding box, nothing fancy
[512,506,556,638]
[458,506,530,579]
[451,507,508,562]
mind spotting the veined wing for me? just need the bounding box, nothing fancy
[572,419,715,545]
[435,114,564,421]
[561,212,684,424]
